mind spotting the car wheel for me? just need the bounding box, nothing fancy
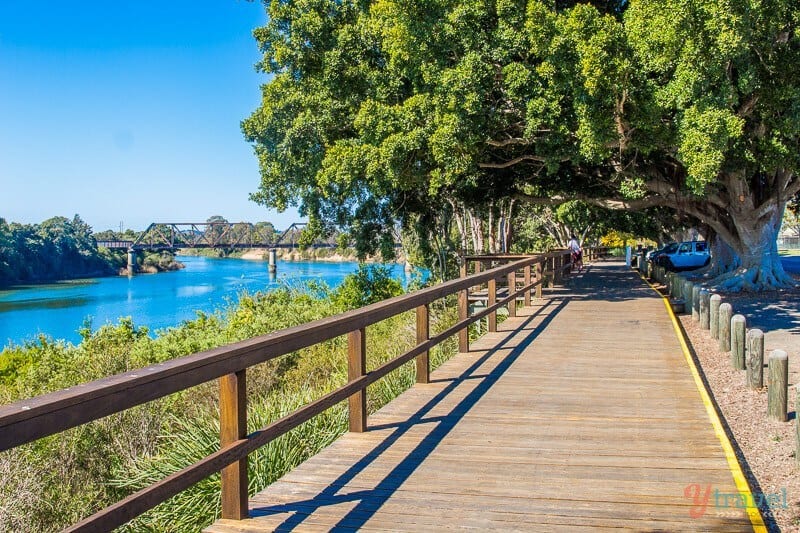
[665,258,675,271]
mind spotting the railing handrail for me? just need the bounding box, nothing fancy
[0,248,601,531]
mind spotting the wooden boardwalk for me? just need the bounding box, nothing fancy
[208,261,757,532]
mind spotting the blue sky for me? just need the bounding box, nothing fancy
[0,1,302,232]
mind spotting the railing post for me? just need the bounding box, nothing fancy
[348,328,367,432]
[550,256,557,285]
[507,270,516,317]
[220,370,248,520]
[524,264,532,307]
[488,276,497,332]
[458,262,469,353]
[416,304,429,384]
[555,255,562,284]
[535,262,543,298]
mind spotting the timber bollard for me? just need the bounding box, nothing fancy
[718,303,733,352]
[699,290,710,329]
[730,314,746,370]
[768,350,789,422]
[710,294,722,339]
[672,275,683,299]
[691,285,701,321]
[746,329,764,389]
[683,280,694,314]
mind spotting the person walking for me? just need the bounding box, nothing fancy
[568,235,583,272]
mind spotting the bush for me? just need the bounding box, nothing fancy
[332,264,404,309]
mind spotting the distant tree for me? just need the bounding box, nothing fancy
[254,221,277,245]
[204,215,229,246]
[0,216,115,286]
[782,206,800,238]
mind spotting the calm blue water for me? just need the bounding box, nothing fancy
[0,257,408,347]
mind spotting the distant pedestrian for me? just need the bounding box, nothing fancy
[568,235,583,272]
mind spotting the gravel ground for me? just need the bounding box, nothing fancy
[669,278,800,532]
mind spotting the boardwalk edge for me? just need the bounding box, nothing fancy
[637,269,767,532]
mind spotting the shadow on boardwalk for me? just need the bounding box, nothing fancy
[250,298,568,530]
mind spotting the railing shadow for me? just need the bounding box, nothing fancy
[248,297,569,530]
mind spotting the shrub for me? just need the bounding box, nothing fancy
[332,264,403,309]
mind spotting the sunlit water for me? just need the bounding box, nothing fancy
[0,256,409,347]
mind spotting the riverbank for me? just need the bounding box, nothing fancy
[0,267,454,532]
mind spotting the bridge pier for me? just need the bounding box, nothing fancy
[268,249,277,274]
[127,249,137,275]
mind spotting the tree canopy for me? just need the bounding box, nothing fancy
[245,0,800,289]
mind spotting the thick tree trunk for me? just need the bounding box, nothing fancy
[707,206,795,291]
[702,235,742,279]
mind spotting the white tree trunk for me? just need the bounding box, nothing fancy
[487,207,497,254]
[579,224,593,246]
[468,210,483,253]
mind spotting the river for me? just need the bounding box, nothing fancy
[0,256,409,348]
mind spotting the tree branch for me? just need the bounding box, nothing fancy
[478,155,548,169]
[514,192,668,210]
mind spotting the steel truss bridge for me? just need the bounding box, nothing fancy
[96,222,329,252]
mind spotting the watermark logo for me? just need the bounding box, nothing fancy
[684,483,788,518]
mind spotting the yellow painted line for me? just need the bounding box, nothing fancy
[636,270,766,532]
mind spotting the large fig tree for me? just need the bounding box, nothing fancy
[244,0,799,290]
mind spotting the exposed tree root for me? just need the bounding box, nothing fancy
[705,264,798,292]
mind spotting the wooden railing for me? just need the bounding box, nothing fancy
[0,248,597,531]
